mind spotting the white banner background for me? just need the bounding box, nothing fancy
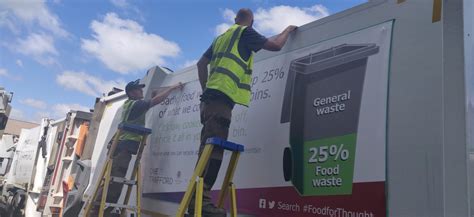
[141,21,392,193]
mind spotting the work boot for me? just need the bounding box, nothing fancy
[88,205,100,217]
[188,203,226,217]
[187,182,226,217]
[202,203,226,217]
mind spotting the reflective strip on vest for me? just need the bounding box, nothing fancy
[211,52,252,75]
[212,67,251,91]
[119,100,146,142]
[206,24,254,106]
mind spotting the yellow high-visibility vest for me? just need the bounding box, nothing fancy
[119,99,146,142]
[206,24,254,106]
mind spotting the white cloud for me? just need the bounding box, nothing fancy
[15,32,59,66]
[1,0,67,66]
[215,23,232,36]
[0,10,20,34]
[109,0,144,22]
[4,99,89,122]
[16,33,57,56]
[0,68,21,80]
[222,8,236,22]
[214,9,235,36]
[52,103,90,116]
[37,56,60,66]
[110,0,128,8]
[33,103,90,121]
[81,13,180,74]
[20,98,47,110]
[0,0,68,37]
[9,108,25,120]
[0,68,8,77]
[254,5,329,35]
[56,70,126,97]
[16,59,23,67]
[180,59,198,69]
[34,111,52,122]
[215,5,329,36]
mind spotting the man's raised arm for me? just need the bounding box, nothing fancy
[150,83,183,107]
[263,25,298,51]
[197,56,210,91]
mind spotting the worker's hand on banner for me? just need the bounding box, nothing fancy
[286,25,298,33]
[173,82,185,91]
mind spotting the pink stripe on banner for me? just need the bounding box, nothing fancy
[219,182,385,217]
[145,182,386,217]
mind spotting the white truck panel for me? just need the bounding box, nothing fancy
[6,128,40,187]
[79,1,471,216]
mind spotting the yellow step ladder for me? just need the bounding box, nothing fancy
[82,123,152,217]
[176,137,244,217]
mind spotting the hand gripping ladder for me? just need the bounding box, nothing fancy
[83,123,152,217]
[176,137,244,217]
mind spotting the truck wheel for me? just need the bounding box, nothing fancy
[0,203,7,217]
[7,190,25,217]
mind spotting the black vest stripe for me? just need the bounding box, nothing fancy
[212,52,251,74]
[225,26,242,53]
[212,67,251,91]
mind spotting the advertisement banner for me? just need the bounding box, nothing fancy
[143,21,392,216]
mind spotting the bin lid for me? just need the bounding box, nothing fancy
[291,44,379,74]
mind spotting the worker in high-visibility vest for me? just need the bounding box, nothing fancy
[99,79,182,217]
[190,8,297,216]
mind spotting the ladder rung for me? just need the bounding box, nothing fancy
[206,137,244,152]
[110,176,137,185]
[104,203,137,211]
[118,123,152,135]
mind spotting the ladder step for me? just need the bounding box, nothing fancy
[93,201,137,211]
[118,123,152,135]
[110,176,137,185]
[105,203,137,211]
[206,137,244,152]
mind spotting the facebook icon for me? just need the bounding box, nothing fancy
[259,199,266,209]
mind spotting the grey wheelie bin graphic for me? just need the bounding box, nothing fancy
[281,44,379,196]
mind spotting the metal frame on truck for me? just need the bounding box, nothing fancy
[42,111,91,216]
[23,118,66,217]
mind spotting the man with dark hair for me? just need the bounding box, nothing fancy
[190,8,297,216]
[102,79,182,217]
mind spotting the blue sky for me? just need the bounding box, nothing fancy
[0,0,366,123]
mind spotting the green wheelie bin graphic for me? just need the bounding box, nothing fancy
[281,44,379,196]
